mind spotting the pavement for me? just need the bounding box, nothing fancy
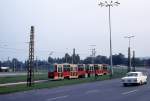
[0,72,27,77]
[0,72,44,77]
[0,80,48,87]
[0,68,150,101]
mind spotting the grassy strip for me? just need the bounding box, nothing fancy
[0,68,127,94]
[0,73,48,84]
[112,68,127,78]
[0,75,110,94]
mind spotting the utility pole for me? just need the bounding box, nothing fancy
[72,48,75,64]
[132,50,135,72]
[27,26,35,87]
[20,63,23,71]
[124,35,135,72]
[7,57,10,71]
[92,48,96,64]
[13,59,16,72]
[36,56,38,72]
[98,1,120,76]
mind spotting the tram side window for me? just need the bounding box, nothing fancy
[70,66,77,71]
[81,65,85,71]
[90,66,94,70]
[103,65,107,70]
[64,65,70,72]
[94,65,99,70]
[64,67,70,72]
[78,67,84,71]
[86,65,90,71]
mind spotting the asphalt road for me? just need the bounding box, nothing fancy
[1,79,150,101]
[0,69,150,101]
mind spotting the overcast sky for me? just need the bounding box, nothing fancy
[0,0,150,61]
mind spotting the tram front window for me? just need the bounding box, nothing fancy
[49,65,55,72]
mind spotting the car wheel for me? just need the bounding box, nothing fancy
[145,79,147,84]
[139,81,143,85]
[144,80,147,84]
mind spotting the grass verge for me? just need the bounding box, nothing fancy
[0,73,48,84]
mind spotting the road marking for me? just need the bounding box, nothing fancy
[122,90,138,95]
[47,95,68,101]
[85,90,99,94]
[52,89,70,94]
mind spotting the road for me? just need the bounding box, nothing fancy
[0,78,150,101]
[0,68,150,101]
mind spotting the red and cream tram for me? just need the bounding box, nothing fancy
[48,63,110,80]
[48,64,79,80]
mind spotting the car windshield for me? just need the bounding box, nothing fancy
[126,73,138,77]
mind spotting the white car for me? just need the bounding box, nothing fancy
[121,72,147,86]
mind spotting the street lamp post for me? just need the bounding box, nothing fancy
[98,1,120,76]
[124,35,135,72]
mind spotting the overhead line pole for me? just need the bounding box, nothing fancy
[124,35,135,72]
[98,1,120,76]
[27,26,35,87]
[89,45,96,64]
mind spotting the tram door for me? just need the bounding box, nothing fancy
[70,65,78,78]
[57,65,63,79]
[90,64,95,77]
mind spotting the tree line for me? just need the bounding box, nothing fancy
[0,53,150,71]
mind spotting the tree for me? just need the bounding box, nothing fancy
[72,54,80,64]
[64,53,72,63]
[83,57,92,64]
[12,58,19,72]
[112,53,126,65]
[48,56,54,64]
[83,55,108,64]
[12,58,24,71]
[145,59,150,67]
[95,55,108,64]
[132,58,143,66]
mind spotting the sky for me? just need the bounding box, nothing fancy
[0,0,150,61]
